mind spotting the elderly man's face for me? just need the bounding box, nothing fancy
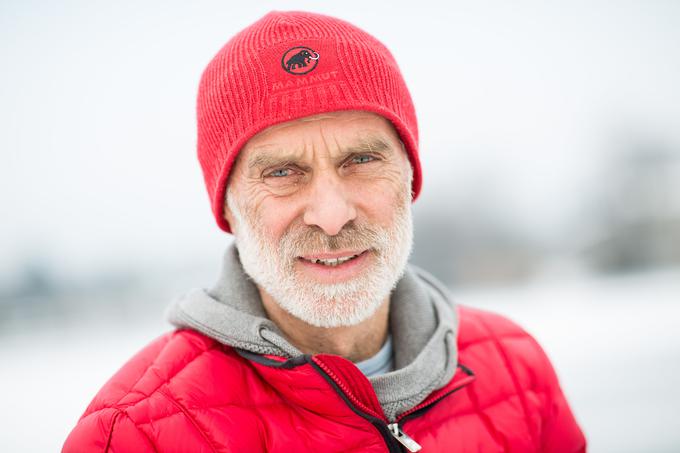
[225,110,414,327]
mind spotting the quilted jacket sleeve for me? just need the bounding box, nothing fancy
[61,332,175,452]
[527,335,587,453]
[476,307,588,453]
[62,408,154,453]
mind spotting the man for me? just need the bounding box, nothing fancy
[63,10,586,452]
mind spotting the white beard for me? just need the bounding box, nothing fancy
[227,187,414,328]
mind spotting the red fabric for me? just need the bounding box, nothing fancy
[196,11,421,233]
[62,305,587,452]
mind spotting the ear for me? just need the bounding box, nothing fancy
[223,186,239,234]
[223,203,235,230]
[398,139,414,185]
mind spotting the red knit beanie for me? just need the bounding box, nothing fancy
[196,10,421,233]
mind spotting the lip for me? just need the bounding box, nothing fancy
[299,249,366,260]
[295,250,371,284]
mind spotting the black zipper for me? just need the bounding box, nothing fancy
[309,359,404,452]
[239,348,473,452]
[310,359,475,452]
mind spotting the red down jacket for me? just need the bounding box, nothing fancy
[62,305,586,452]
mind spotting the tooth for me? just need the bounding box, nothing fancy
[306,255,360,266]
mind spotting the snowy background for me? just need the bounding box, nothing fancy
[2,1,679,451]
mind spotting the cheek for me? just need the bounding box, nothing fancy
[247,194,302,242]
[351,174,409,226]
[259,209,294,241]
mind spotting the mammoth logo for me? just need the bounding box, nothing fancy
[281,46,320,75]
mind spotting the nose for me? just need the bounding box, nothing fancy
[303,172,357,236]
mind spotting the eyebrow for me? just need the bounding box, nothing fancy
[247,136,393,171]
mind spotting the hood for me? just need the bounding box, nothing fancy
[164,243,459,421]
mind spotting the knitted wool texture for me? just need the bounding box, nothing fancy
[196,10,421,233]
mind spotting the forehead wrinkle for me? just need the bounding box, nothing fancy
[246,133,395,171]
[345,135,393,155]
[247,147,304,170]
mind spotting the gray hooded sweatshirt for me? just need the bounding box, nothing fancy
[165,243,459,422]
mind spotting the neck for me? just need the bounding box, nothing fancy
[258,288,390,362]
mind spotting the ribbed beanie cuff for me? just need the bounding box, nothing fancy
[196,10,421,233]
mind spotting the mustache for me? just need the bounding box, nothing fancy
[280,221,385,257]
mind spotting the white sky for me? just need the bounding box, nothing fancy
[2,0,679,280]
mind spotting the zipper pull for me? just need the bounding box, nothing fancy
[387,423,422,452]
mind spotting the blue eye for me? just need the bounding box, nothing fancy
[269,168,291,177]
[352,155,374,164]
